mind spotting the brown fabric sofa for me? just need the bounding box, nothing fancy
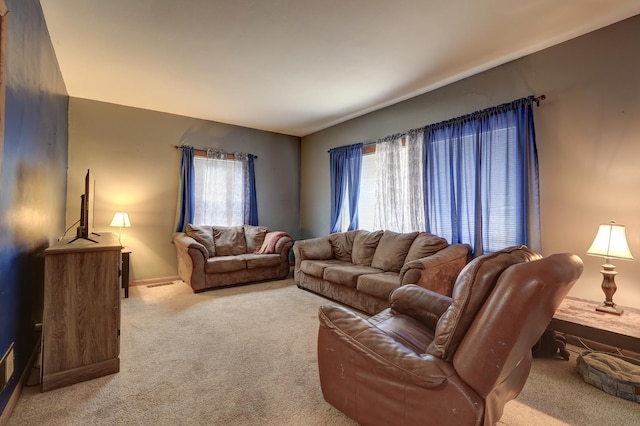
[293,230,471,315]
[317,246,584,425]
[174,224,293,292]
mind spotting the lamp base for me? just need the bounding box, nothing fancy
[596,263,623,315]
[596,302,623,315]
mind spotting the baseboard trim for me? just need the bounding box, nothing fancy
[0,341,40,426]
[130,276,181,287]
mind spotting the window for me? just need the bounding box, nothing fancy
[333,96,540,255]
[193,154,246,226]
[340,152,376,231]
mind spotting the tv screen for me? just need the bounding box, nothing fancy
[69,169,98,243]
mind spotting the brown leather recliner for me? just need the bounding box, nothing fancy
[317,246,583,425]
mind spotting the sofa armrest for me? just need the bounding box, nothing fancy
[173,232,210,258]
[270,232,294,260]
[173,232,208,291]
[293,236,333,264]
[318,305,455,388]
[389,285,452,330]
[399,244,471,296]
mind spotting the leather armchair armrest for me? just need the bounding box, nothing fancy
[399,244,471,296]
[389,285,452,330]
[318,305,455,388]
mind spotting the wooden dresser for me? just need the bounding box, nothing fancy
[42,232,122,391]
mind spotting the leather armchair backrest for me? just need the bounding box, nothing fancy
[426,246,541,360]
[453,253,583,398]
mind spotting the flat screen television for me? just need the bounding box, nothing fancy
[68,169,99,243]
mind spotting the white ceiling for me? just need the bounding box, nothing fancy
[39,0,640,137]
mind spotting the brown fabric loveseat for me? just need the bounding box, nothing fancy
[174,224,293,292]
[293,230,471,315]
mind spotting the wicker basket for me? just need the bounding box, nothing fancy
[576,351,640,403]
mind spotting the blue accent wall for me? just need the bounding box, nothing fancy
[0,0,68,414]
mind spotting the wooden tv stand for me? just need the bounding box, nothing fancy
[549,296,640,354]
[42,232,122,391]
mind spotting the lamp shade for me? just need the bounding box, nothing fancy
[587,221,633,261]
[110,212,131,228]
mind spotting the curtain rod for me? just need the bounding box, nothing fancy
[174,145,258,159]
[328,94,547,152]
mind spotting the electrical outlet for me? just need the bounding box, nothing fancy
[1,343,14,392]
[6,345,14,382]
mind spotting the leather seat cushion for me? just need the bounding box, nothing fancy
[370,310,435,354]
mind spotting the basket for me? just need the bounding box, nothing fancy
[576,351,640,403]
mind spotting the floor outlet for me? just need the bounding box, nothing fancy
[6,345,14,382]
[1,343,14,392]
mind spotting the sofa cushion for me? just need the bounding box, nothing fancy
[329,230,358,262]
[212,226,247,256]
[205,256,247,273]
[371,231,419,272]
[186,224,216,257]
[324,264,382,288]
[244,225,269,253]
[300,259,351,278]
[404,232,449,263]
[351,230,384,266]
[241,253,282,269]
[426,246,541,360]
[357,272,401,300]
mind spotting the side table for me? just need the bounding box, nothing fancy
[122,248,131,298]
[550,296,640,354]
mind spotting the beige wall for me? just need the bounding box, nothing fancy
[301,16,640,308]
[67,98,300,282]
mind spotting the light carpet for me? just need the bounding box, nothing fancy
[7,279,640,425]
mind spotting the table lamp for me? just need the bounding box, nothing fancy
[110,212,131,245]
[586,220,633,315]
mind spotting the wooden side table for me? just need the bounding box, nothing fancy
[550,296,640,354]
[122,248,131,298]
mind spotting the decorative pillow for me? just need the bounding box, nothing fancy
[351,230,384,266]
[186,224,216,257]
[256,231,291,254]
[371,231,419,272]
[329,230,358,262]
[404,232,448,262]
[212,226,247,256]
[244,225,269,253]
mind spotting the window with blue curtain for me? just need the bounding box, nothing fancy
[331,96,541,256]
[423,96,540,255]
[174,147,259,230]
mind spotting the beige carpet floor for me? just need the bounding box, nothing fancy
[7,278,640,425]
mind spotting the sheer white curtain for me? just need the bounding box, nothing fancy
[193,149,245,226]
[373,130,425,232]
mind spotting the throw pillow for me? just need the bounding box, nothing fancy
[212,226,247,256]
[186,224,216,257]
[329,230,358,262]
[371,231,419,272]
[244,225,269,253]
[404,232,448,262]
[351,230,384,266]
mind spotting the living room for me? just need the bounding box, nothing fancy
[2,0,640,423]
